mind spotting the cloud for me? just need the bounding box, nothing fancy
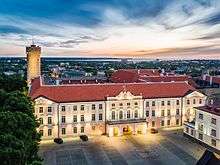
[0,0,220,59]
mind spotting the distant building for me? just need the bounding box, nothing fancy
[184,95,220,151]
[26,44,41,83]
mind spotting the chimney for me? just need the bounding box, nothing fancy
[210,76,213,86]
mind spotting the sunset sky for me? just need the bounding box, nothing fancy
[1,0,220,59]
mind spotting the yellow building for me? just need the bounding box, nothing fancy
[26,44,41,83]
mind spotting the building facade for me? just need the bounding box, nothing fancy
[184,97,220,151]
[30,77,206,139]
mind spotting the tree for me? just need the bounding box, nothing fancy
[0,75,41,165]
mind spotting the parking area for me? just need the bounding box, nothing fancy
[39,129,207,165]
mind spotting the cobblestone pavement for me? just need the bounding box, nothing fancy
[39,129,207,165]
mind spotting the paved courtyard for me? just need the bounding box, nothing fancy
[39,129,208,165]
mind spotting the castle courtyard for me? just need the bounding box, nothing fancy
[39,129,208,165]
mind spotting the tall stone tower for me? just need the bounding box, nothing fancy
[26,44,41,83]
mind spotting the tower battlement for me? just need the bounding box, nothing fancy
[26,44,41,53]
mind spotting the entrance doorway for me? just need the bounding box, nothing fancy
[123,126,132,135]
[113,127,119,136]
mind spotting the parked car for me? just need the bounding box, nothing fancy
[54,138,63,144]
[80,135,88,141]
[150,128,158,134]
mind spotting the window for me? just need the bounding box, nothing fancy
[92,104,96,110]
[127,102,130,106]
[61,116,66,123]
[198,124,203,131]
[112,111,115,120]
[73,127,77,133]
[146,110,149,117]
[152,121,155,127]
[176,100,180,105]
[127,110,131,119]
[39,130,43,136]
[48,129,52,136]
[167,120,170,126]
[152,110,155,117]
[176,109,180,115]
[186,127,189,133]
[198,133,203,140]
[211,139,216,146]
[99,114,103,121]
[167,109,170,116]
[73,105,77,111]
[81,105,84,111]
[48,107,52,113]
[146,102,149,107]
[81,115,84,122]
[61,106,65,112]
[92,114,95,121]
[161,120,164,126]
[134,102,138,106]
[119,111,123,119]
[167,101,170,106]
[119,103,123,107]
[81,127,84,133]
[48,117,52,124]
[161,101,164,106]
[73,115,77,122]
[39,107,43,113]
[112,103,115,107]
[62,128,66,135]
[199,113,203,120]
[161,110,165,117]
[199,99,202,104]
[211,129,216,137]
[193,99,196,104]
[191,129,194,136]
[187,99,190,105]
[152,101,155,106]
[99,104,103,110]
[176,119,179,125]
[211,118,216,125]
[134,110,138,118]
[39,118,43,125]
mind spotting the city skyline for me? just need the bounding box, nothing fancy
[1,0,220,59]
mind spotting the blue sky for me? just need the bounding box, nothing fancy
[0,0,220,59]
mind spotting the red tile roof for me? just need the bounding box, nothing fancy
[138,75,189,82]
[30,77,195,103]
[110,69,160,83]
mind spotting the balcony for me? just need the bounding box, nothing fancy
[106,118,146,125]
